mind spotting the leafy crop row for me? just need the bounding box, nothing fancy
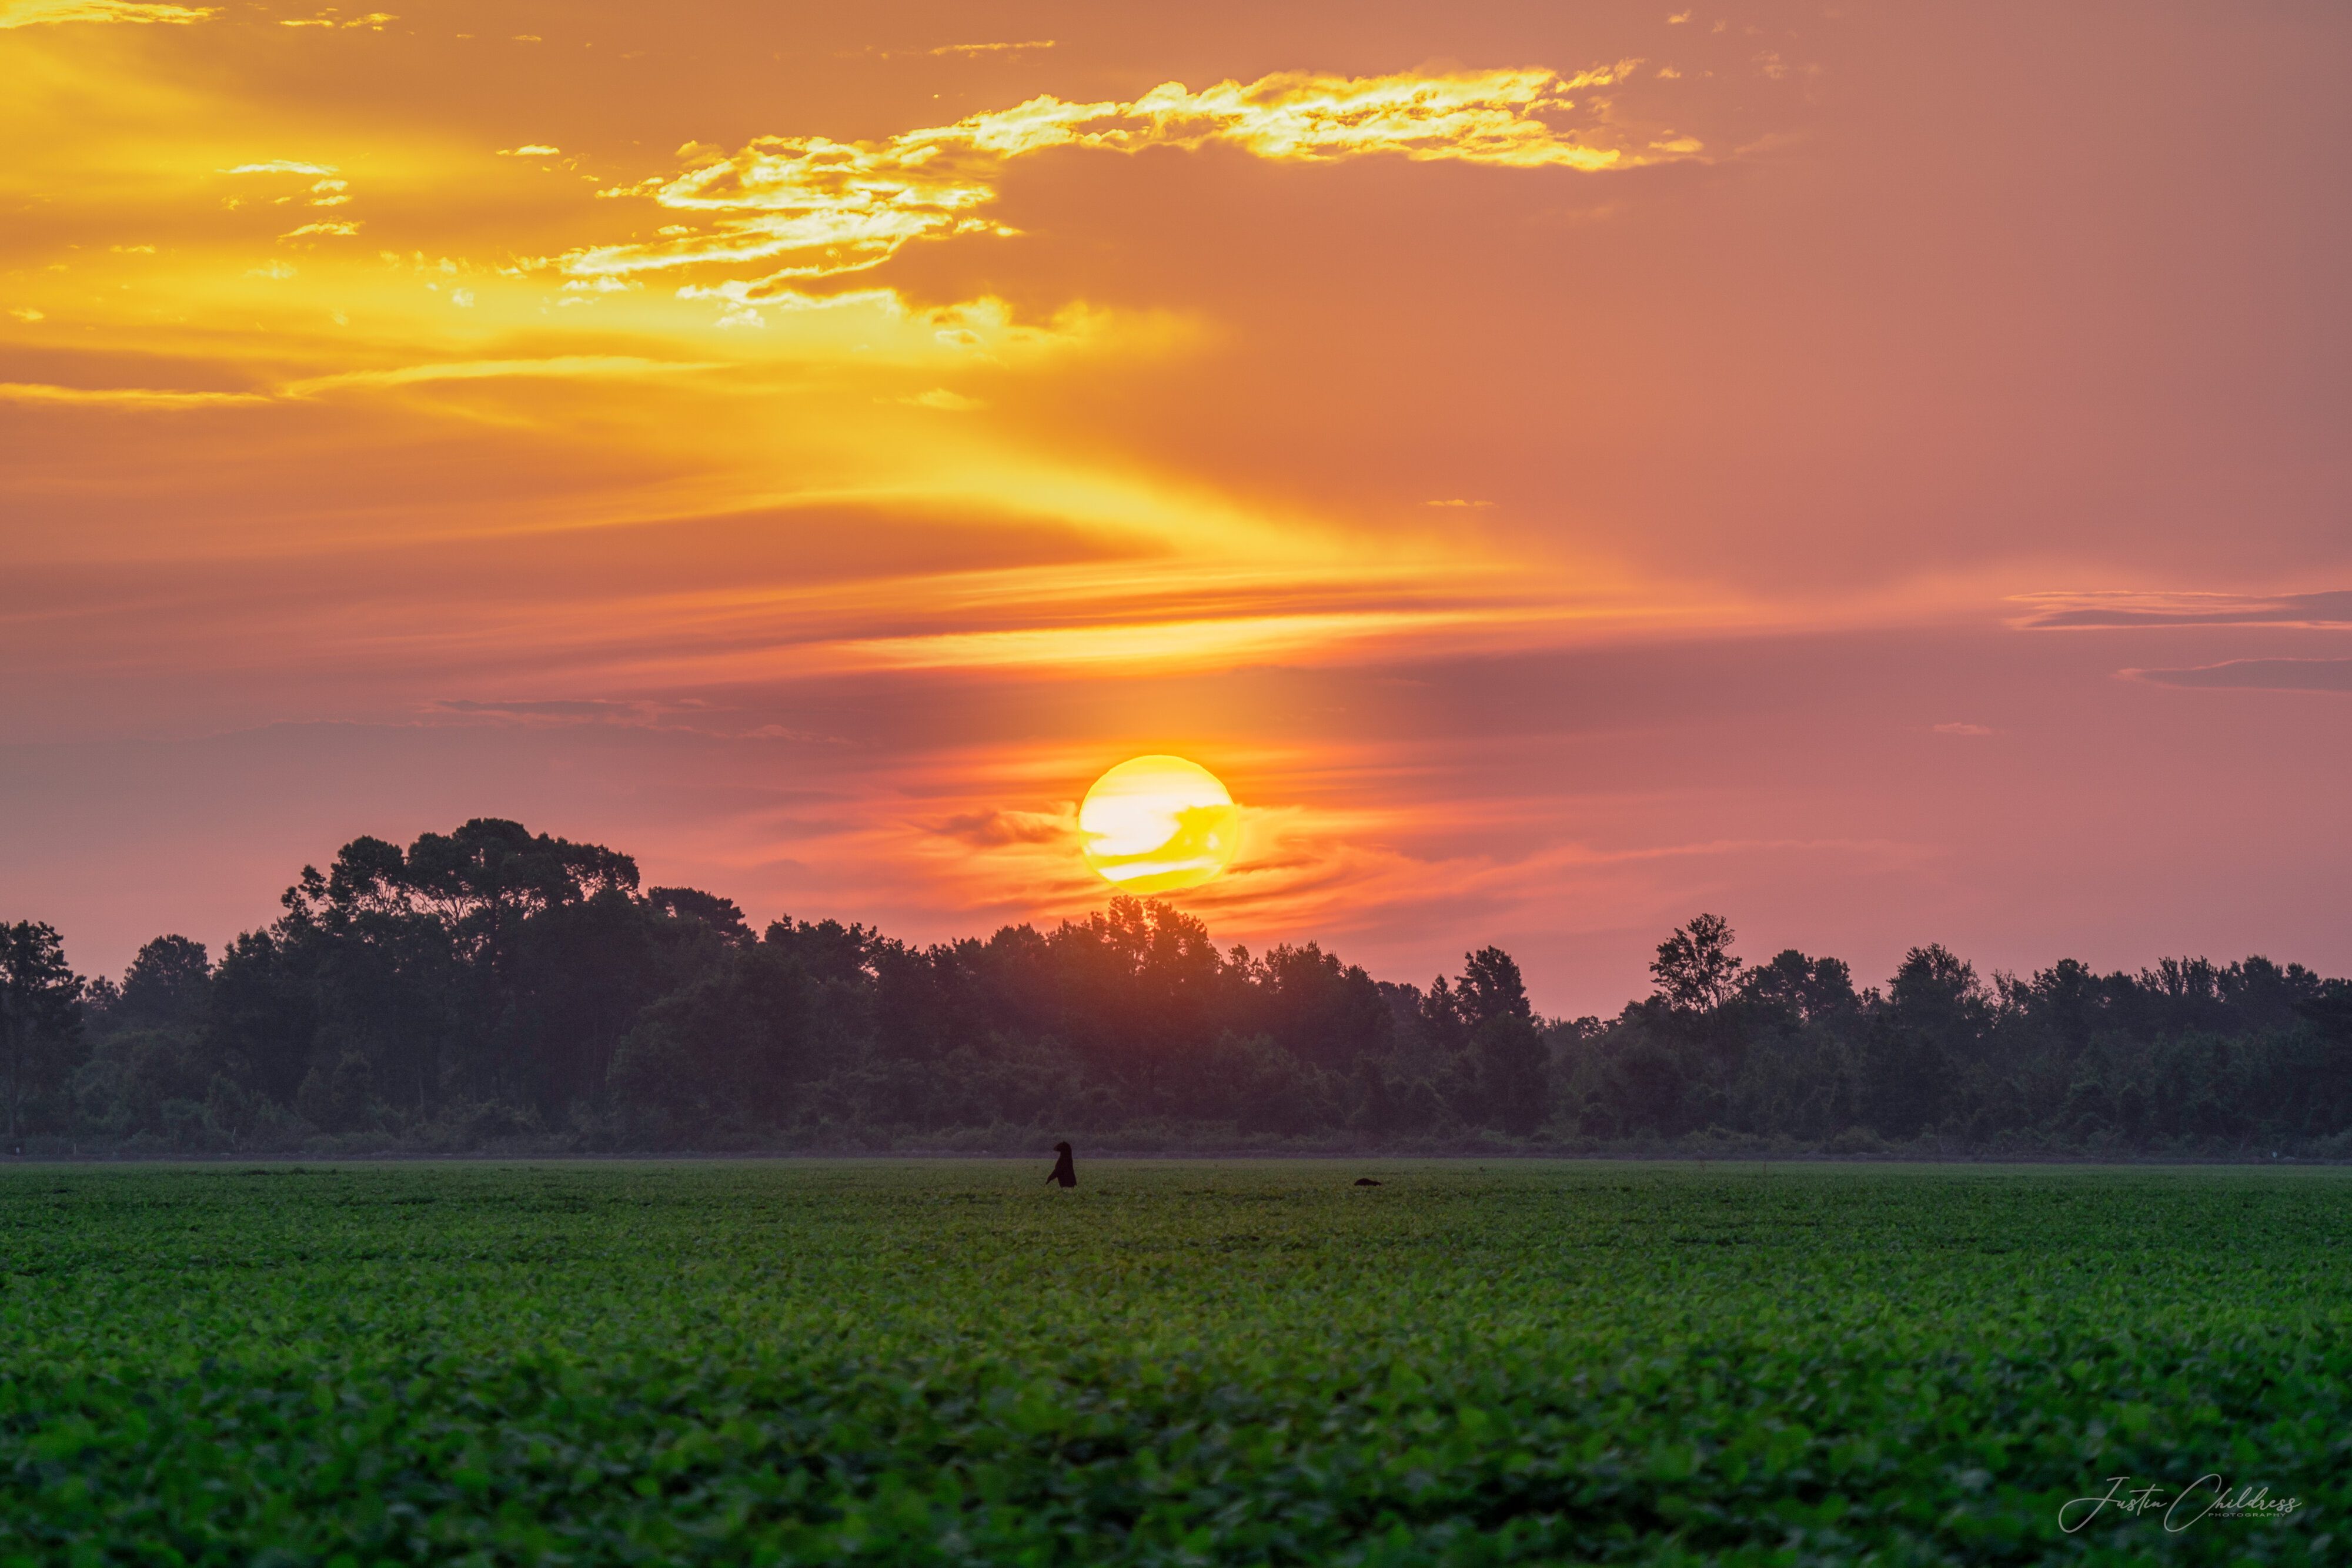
[0,1161,2343,1564]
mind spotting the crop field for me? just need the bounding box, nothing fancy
[0,1162,2344,1566]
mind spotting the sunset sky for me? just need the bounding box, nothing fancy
[4,0,2348,1012]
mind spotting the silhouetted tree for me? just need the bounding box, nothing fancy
[1455,947,1549,1133]
[15,820,2352,1154]
[0,922,85,1140]
[1652,914,1743,1012]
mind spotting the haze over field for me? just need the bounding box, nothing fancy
[3,0,2348,1011]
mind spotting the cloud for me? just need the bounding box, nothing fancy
[905,387,985,411]
[829,607,1501,672]
[222,161,337,176]
[931,807,1074,847]
[0,0,212,25]
[2123,658,2352,694]
[1931,721,1993,736]
[929,39,1055,56]
[429,698,659,725]
[0,357,723,412]
[1424,498,1492,508]
[279,220,360,239]
[280,355,724,396]
[497,145,561,156]
[0,381,267,408]
[556,63,1677,296]
[740,723,841,743]
[2016,589,2352,630]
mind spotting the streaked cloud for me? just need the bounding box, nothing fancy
[2016,589,2352,630]
[280,355,727,396]
[0,380,267,408]
[930,806,1074,847]
[558,64,1675,296]
[427,697,670,727]
[904,387,984,411]
[827,608,1508,673]
[0,357,722,412]
[2124,658,2352,694]
[929,39,1055,56]
[0,0,212,25]
[280,9,394,26]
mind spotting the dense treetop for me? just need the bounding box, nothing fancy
[4,818,2348,1153]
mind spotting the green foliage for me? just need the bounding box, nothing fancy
[0,1161,2344,1563]
[24,826,2352,1151]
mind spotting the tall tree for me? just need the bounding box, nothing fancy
[0,922,85,1141]
[1652,914,1744,1012]
[1457,947,1550,1134]
[116,935,212,1029]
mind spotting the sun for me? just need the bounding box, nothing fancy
[1078,755,1242,894]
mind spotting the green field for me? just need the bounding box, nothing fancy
[0,1161,2342,1566]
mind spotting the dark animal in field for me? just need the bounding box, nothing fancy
[1354,1178,1382,1186]
[1047,1142,1076,1188]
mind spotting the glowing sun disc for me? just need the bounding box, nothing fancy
[1079,755,1241,894]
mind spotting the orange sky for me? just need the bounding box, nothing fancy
[4,0,2350,1011]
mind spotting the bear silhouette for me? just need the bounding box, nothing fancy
[1353,1177,1382,1186]
[1046,1141,1076,1188]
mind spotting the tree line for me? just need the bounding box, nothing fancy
[4,818,2348,1154]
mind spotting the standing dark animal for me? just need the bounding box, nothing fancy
[1046,1141,1077,1188]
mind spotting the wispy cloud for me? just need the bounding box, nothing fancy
[557,64,1677,297]
[929,39,1056,56]
[929,806,1074,847]
[279,355,726,396]
[827,608,1504,672]
[2124,657,2352,693]
[0,357,723,410]
[281,9,395,26]
[2016,589,2352,630]
[428,697,661,726]
[0,380,266,408]
[496,144,560,156]
[0,0,213,25]
[904,387,985,411]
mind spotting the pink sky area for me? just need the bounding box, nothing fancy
[4,0,2348,1013]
